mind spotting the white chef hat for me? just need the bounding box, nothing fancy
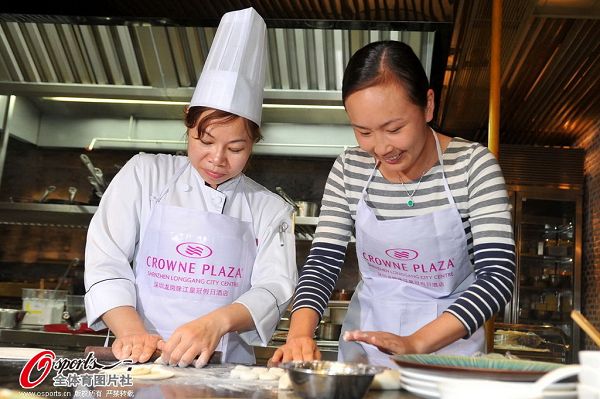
[190,7,267,126]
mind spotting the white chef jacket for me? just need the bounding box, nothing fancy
[84,153,298,346]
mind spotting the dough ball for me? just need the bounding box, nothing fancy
[239,370,259,380]
[268,367,285,376]
[135,366,175,380]
[259,372,278,381]
[103,367,128,375]
[234,365,251,370]
[278,372,293,390]
[103,366,150,376]
[230,369,243,378]
[130,366,152,376]
[251,367,269,375]
[370,369,401,390]
[106,365,174,380]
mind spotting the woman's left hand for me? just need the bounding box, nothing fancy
[157,314,228,368]
[342,330,419,355]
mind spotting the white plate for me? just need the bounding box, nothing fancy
[0,347,47,360]
[400,381,438,399]
[399,368,577,399]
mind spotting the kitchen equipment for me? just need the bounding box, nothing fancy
[275,187,299,212]
[67,186,78,203]
[21,288,67,325]
[43,322,97,334]
[39,185,56,202]
[281,360,384,399]
[62,294,86,327]
[38,186,88,205]
[495,330,569,351]
[327,307,348,324]
[331,289,354,301]
[494,323,571,364]
[80,154,104,187]
[275,187,319,217]
[93,167,107,189]
[317,323,342,341]
[295,201,319,217]
[84,346,223,364]
[88,176,104,198]
[276,317,290,331]
[0,347,47,360]
[0,308,27,329]
[54,258,80,292]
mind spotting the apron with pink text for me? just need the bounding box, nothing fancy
[135,162,257,364]
[339,132,485,368]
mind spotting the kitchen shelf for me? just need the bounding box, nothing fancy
[0,202,97,228]
[519,285,572,292]
[295,216,319,225]
[519,254,573,262]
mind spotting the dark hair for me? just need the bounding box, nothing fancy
[184,106,262,143]
[342,41,430,108]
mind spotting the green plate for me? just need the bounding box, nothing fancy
[391,354,564,382]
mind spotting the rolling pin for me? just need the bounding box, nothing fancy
[84,346,222,365]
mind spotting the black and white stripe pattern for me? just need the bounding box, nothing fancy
[292,137,516,337]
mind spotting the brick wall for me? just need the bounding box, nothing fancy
[576,134,600,350]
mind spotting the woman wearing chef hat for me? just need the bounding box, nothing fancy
[270,41,515,368]
[84,8,297,367]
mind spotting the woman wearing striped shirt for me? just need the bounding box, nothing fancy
[271,41,515,368]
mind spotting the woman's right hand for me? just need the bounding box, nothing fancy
[102,306,162,363]
[269,335,321,365]
[112,332,162,363]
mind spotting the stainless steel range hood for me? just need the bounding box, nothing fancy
[0,21,436,156]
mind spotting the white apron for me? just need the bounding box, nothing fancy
[134,162,257,364]
[339,131,485,368]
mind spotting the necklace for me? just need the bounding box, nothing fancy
[398,172,425,207]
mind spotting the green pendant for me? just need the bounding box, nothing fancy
[407,199,415,207]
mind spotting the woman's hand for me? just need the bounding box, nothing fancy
[158,313,228,368]
[342,330,419,355]
[343,313,470,355]
[269,335,321,365]
[102,306,161,363]
[112,333,162,363]
[269,308,321,365]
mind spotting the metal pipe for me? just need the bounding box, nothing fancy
[87,137,348,151]
[485,0,503,354]
[488,0,502,158]
[0,96,15,194]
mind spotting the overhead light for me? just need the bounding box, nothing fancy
[262,104,344,110]
[42,97,188,105]
[42,96,344,110]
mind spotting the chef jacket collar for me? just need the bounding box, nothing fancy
[189,165,242,194]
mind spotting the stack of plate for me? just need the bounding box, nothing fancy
[391,354,577,399]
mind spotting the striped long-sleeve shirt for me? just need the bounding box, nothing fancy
[292,137,516,337]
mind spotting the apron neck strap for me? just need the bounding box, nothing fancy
[153,160,190,203]
[362,161,380,196]
[431,128,455,206]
